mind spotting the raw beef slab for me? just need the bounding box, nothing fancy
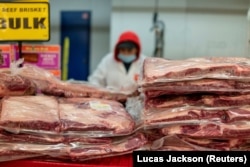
[142,57,250,84]
[0,96,60,132]
[68,133,147,161]
[0,129,63,144]
[150,134,246,151]
[59,98,135,135]
[179,136,245,151]
[42,82,128,102]
[143,79,250,97]
[0,71,36,97]
[146,93,250,109]
[150,135,217,151]
[144,106,250,126]
[17,64,128,102]
[161,121,250,138]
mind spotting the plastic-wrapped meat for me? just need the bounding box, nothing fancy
[150,135,217,151]
[0,142,67,162]
[232,140,250,151]
[68,133,147,161]
[43,82,128,102]
[58,98,135,136]
[142,129,166,143]
[179,136,245,151]
[0,151,41,162]
[0,143,42,162]
[63,136,112,144]
[145,93,250,109]
[161,121,250,138]
[150,134,246,151]
[144,106,250,127]
[0,129,110,145]
[142,79,250,97]
[0,129,63,144]
[16,64,128,102]
[0,96,60,132]
[0,71,36,97]
[141,57,250,84]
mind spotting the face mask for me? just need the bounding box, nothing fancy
[118,54,136,63]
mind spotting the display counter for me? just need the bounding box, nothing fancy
[0,154,132,167]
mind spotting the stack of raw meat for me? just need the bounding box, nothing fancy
[14,63,131,102]
[0,64,147,162]
[139,57,250,151]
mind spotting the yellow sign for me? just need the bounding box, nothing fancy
[15,0,49,2]
[0,2,50,41]
[14,0,49,2]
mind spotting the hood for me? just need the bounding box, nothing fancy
[114,31,141,62]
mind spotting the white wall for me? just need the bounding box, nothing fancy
[46,0,111,74]
[111,0,249,59]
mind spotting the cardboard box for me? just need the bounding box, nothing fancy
[0,45,15,68]
[48,69,61,79]
[0,44,62,79]
[15,44,61,70]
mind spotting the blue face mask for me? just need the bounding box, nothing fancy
[118,54,136,63]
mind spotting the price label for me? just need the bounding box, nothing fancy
[90,101,112,111]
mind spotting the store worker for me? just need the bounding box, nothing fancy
[88,30,146,93]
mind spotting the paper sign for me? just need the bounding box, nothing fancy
[0,2,50,41]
